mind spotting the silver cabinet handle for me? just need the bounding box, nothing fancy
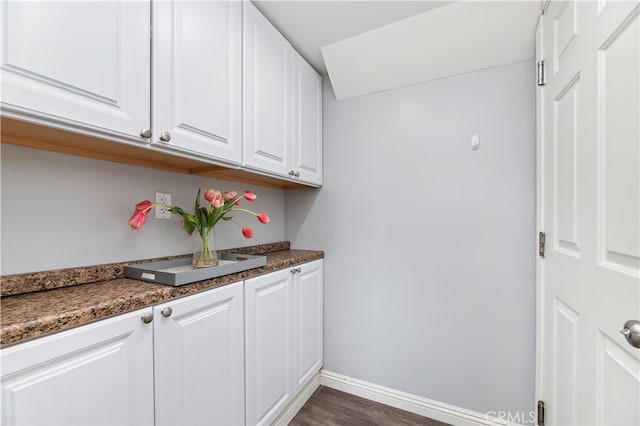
[161,307,173,318]
[139,128,152,138]
[288,170,295,177]
[290,267,302,274]
[620,320,640,348]
[141,312,153,324]
[159,131,172,142]
[294,171,300,177]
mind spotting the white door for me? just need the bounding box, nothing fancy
[0,308,154,425]
[245,268,293,425]
[153,0,242,163]
[0,1,150,138]
[293,54,323,186]
[538,1,640,424]
[153,282,244,426]
[293,260,324,393]
[243,1,293,178]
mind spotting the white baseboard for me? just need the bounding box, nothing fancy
[319,370,521,426]
[273,371,321,426]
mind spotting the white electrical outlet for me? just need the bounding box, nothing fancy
[155,192,172,219]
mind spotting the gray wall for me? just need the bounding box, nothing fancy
[1,144,285,275]
[285,60,536,416]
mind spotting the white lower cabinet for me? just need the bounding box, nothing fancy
[0,308,155,425]
[153,281,244,426]
[245,260,323,425]
[244,268,294,426]
[0,261,323,426]
[293,260,324,393]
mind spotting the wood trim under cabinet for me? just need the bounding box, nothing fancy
[0,116,311,189]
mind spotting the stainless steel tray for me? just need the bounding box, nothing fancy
[124,252,267,286]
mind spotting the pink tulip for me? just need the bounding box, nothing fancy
[244,191,257,201]
[128,211,147,230]
[257,213,270,224]
[135,200,153,212]
[222,191,237,200]
[203,189,219,202]
[242,227,254,238]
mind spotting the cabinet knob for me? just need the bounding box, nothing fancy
[161,307,173,318]
[141,312,153,324]
[159,131,172,142]
[139,128,152,138]
[294,171,300,178]
[288,170,295,177]
[290,267,302,274]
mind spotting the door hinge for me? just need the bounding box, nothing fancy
[539,231,546,257]
[537,60,546,86]
[537,400,545,426]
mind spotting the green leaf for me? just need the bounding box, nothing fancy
[198,206,209,230]
[183,218,196,235]
[221,215,233,221]
[195,188,201,214]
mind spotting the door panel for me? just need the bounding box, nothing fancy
[293,55,323,185]
[0,1,149,137]
[243,1,292,177]
[293,260,323,392]
[553,73,581,257]
[597,10,640,277]
[0,309,154,425]
[244,269,293,426]
[153,0,242,163]
[539,1,640,424]
[153,282,244,426]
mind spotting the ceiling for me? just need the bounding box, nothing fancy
[253,1,541,99]
[252,1,453,74]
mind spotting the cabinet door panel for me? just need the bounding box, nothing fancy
[243,1,292,177]
[0,309,154,426]
[293,56,323,186]
[293,260,324,393]
[245,269,293,425]
[153,0,241,163]
[0,1,149,137]
[154,282,244,426]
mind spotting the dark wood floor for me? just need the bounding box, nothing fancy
[289,386,450,426]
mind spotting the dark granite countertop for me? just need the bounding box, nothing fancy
[0,242,323,347]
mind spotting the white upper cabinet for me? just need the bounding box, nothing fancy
[243,1,293,177]
[0,308,154,426]
[153,282,245,426]
[153,1,242,164]
[293,55,323,186]
[0,1,150,139]
[243,2,323,186]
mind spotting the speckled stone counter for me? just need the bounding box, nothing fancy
[0,243,323,347]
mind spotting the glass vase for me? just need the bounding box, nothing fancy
[192,226,218,268]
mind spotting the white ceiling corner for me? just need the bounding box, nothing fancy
[251,0,453,74]
[253,1,541,100]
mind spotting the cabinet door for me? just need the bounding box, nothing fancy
[0,308,154,425]
[154,282,244,426]
[242,1,293,177]
[0,1,150,138]
[245,268,293,425]
[293,260,324,393]
[153,0,241,163]
[293,55,323,186]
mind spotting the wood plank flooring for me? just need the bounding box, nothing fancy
[289,386,450,426]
